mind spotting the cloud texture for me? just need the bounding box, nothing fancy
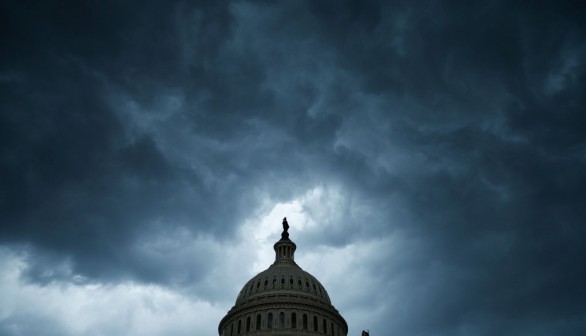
[1,1,585,335]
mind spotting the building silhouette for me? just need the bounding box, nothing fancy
[218,218,349,336]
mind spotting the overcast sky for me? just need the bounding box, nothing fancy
[1,1,585,335]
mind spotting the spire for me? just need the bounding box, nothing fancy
[274,217,296,261]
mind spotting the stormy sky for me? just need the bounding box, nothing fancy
[1,1,585,335]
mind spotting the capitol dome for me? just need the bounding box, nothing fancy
[218,218,348,336]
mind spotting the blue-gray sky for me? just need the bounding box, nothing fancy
[1,1,585,335]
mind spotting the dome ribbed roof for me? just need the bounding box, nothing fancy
[235,258,332,306]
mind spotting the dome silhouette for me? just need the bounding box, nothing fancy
[218,218,348,336]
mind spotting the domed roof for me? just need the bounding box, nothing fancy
[218,218,348,336]
[235,256,332,306]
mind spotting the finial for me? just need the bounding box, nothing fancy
[275,217,296,261]
[281,217,289,239]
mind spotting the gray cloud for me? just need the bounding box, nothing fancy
[1,0,585,335]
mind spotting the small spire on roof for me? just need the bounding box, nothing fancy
[275,217,296,261]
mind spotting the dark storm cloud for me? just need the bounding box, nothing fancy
[0,0,240,283]
[291,2,586,335]
[1,0,586,335]
[0,0,336,287]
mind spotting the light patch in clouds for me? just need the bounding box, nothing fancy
[301,237,397,336]
[241,185,348,270]
[0,248,223,336]
[297,184,350,230]
[241,191,312,273]
[544,45,583,95]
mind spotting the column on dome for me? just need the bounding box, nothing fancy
[274,238,296,261]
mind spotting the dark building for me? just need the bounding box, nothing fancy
[218,218,349,336]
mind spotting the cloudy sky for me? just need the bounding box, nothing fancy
[1,1,585,335]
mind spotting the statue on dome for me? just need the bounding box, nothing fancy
[282,217,289,239]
